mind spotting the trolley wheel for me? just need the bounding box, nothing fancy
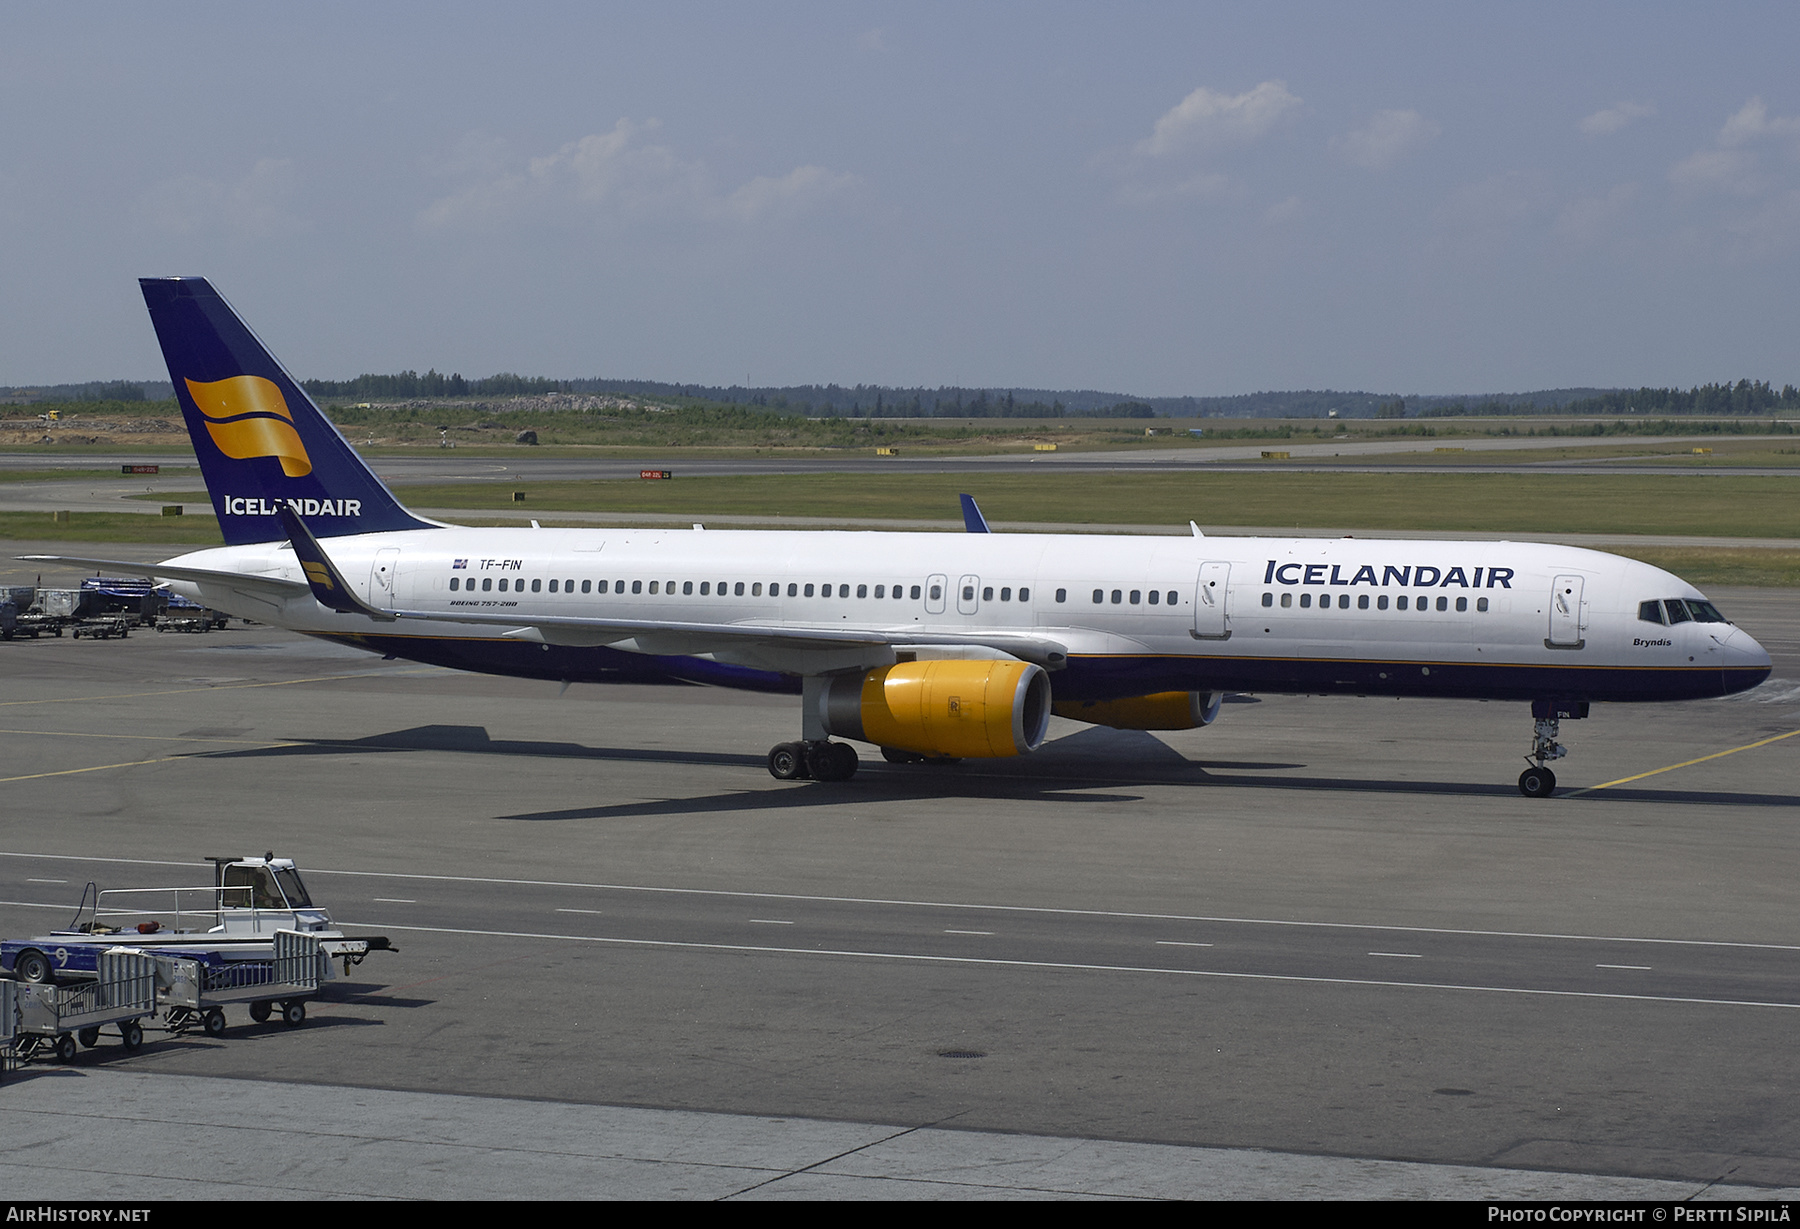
[53,1033,77,1063]
[15,950,52,984]
[249,1001,272,1024]
[77,1027,100,1049]
[120,1020,143,1051]
[281,1001,306,1028]
[202,1008,227,1038]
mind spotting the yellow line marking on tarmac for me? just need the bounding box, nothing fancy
[1568,728,1800,796]
[0,755,194,783]
[0,668,444,708]
[0,728,283,745]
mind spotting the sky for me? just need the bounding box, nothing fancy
[3,2,1798,396]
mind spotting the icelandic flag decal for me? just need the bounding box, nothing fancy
[452,558,469,569]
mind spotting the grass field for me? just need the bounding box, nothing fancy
[346,471,1800,540]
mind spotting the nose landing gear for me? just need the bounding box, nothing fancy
[1519,700,1587,798]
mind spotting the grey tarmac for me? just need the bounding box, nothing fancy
[0,566,1796,1199]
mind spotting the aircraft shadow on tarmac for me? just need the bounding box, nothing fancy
[194,723,1800,816]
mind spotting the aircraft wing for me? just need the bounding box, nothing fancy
[15,555,310,600]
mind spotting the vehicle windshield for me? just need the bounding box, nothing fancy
[274,866,314,909]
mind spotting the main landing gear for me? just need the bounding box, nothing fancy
[768,740,859,782]
[1519,700,1588,798]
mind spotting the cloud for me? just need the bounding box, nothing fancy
[1135,81,1301,158]
[1333,109,1440,169]
[1669,147,1759,195]
[723,165,861,222]
[1718,96,1800,147]
[1579,101,1655,137]
[140,158,306,239]
[419,121,857,231]
[1554,183,1637,241]
[1261,195,1306,226]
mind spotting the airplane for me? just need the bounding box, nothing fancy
[24,277,1774,796]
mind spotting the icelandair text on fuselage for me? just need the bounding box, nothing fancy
[223,496,362,518]
[1488,1210,1789,1223]
[1265,561,1515,589]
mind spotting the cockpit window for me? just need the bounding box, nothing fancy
[1685,600,1728,624]
[1664,599,1692,625]
[1638,601,1665,625]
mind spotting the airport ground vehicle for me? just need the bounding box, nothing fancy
[0,854,391,985]
[22,278,1776,796]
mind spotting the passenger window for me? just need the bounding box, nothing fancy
[583,580,593,594]
[1357,594,1368,609]
[1455,597,1467,612]
[1436,596,1448,612]
[1477,597,1488,612]
[804,584,815,597]
[1396,595,1407,610]
[1166,591,1177,606]
[788,583,798,597]
[1338,594,1349,609]
[648,581,659,594]
[840,585,850,598]
[1300,593,1312,609]
[682,581,692,595]
[1148,590,1159,605]
[982,586,993,601]
[1129,590,1140,604]
[631,580,642,594]
[1019,587,1029,601]
[1111,590,1123,604]
[532,579,543,593]
[1280,592,1292,608]
[735,582,745,596]
[449,577,460,591]
[874,585,885,598]
[963,586,974,601]
[1000,587,1011,601]
[1261,592,1272,608]
[1056,588,1067,603]
[482,578,492,591]
[1377,595,1388,610]
[549,580,558,593]
[1092,589,1103,604]
[752,583,762,596]
[565,578,574,592]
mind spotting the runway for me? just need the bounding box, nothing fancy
[0,578,1796,1197]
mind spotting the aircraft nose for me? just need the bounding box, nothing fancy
[1715,626,1773,692]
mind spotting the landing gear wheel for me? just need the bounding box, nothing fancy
[53,1033,77,1063]
[249,1001,272,1024]
[281,1001,306,1027]
[202,1008,227,1038]
[77,1028,100,1049]
[768,742,807,780]
[807,741,858,782]
[120,1021,143,1051]
[1518,766,1557,798]
[15,950,52,984]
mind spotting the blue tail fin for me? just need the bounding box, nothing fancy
[140,277,435,545]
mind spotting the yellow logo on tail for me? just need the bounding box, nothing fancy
[301,561,336,591]
[184,376,312,478]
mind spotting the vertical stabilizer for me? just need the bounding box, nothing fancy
[140,277,435,545]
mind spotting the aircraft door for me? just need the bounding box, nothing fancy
[370,548,401,605]
[925,573,948,615]
[1547,574,1585,648]
[957,574,981,615]
[1193,561,1231,640]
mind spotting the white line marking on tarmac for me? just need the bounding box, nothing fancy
[945,930,993,936]
[554,908,605,915]
[1597,964,1652,970]
[1369,952,1423,959]
[748,919,793,925]
[347,921,1800,1012]
[1155,941,1214,948]
[372,898,415,904]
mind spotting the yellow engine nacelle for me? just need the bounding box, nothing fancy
[820,659,1051,759]
[1052,691,1223,731]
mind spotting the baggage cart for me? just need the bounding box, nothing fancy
[161,930,327,1036]
[11,949,157,1063]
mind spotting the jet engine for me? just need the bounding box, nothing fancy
[820,659,1051,759]
[1052,690,1223,731]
